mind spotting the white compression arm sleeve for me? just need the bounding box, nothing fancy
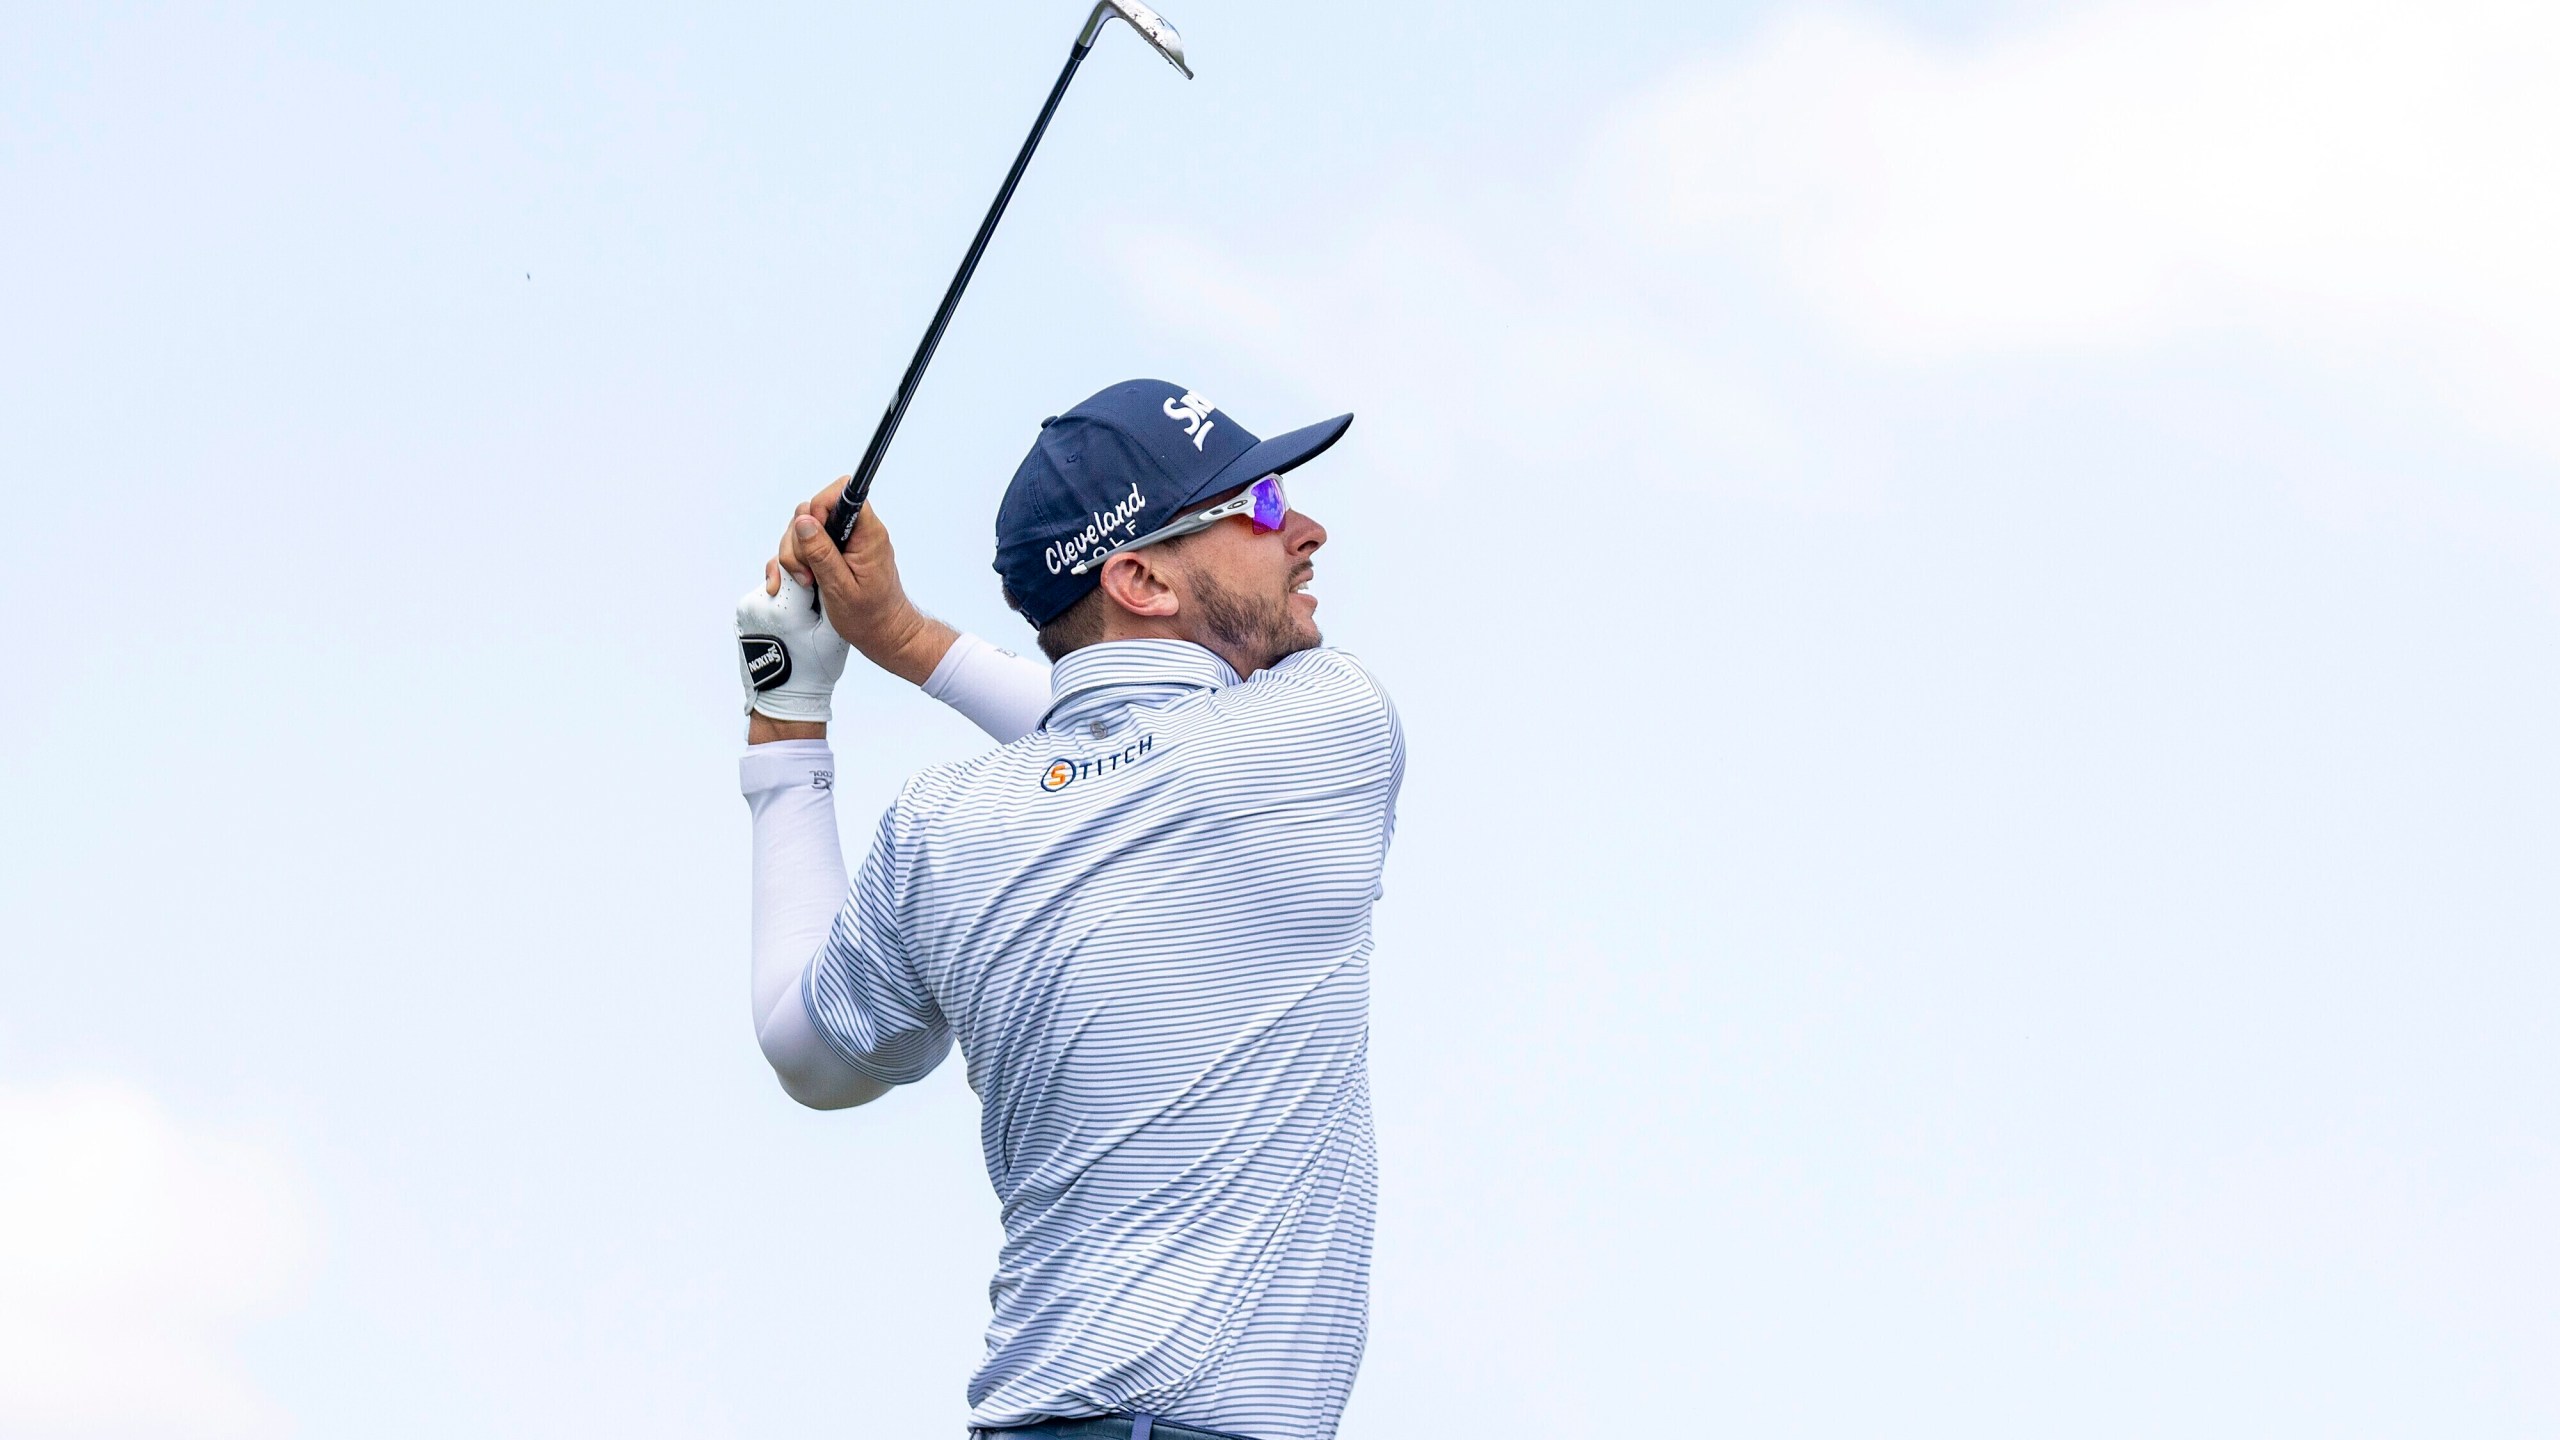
[741,740,887,1109]
[739,635,1045,1110]
[923,631,1052,743]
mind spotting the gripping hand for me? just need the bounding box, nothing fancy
[736,571,850,722]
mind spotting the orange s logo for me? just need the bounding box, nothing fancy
[1041,759,1075,792]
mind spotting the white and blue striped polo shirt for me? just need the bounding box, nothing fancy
[806,639,1405,1440]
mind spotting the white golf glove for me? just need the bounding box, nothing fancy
[736,572,849,722]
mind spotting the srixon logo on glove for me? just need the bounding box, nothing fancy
[740,636,792,692]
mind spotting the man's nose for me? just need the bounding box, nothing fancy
[1285,509,1326,554]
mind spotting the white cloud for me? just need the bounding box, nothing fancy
[0,1079,312,1439]
[1592,0,2560,451]
[1120,0,2560,510]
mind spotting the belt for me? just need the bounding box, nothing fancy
[976,1415,1263,1440]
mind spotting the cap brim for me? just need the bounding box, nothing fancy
[1184,412,1354,507]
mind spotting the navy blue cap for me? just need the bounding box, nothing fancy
[994,379,1352,627]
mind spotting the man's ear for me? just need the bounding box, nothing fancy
[1097,549,1182,619]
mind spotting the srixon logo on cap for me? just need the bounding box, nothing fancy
[740,635,791,692]
[1039,733,1157,792]
[1163,390,1215,450]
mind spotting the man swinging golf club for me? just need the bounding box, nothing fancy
[734,380,1403,1440]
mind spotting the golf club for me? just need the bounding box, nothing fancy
[821,0,1191,553]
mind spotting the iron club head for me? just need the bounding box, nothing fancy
[1080,0,1191,77]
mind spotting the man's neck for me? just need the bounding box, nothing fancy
[1095,617,1263,678]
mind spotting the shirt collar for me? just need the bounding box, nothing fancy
[1041,639,1241,731]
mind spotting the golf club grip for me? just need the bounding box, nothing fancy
[824,476,870,547]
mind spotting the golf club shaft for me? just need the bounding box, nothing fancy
[824,38,1096,548]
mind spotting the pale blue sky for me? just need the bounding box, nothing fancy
[4,1,2556,1435]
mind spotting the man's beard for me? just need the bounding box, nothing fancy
[1191,562,1319,672]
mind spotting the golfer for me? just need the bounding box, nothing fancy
[733,380,1404,1440]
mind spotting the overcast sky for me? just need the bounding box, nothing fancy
[4,0,2556,1435]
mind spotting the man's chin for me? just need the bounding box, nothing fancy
[1284,589,1321,653]
[1273,619,1323,663]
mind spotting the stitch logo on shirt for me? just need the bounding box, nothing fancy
[1162,391,1215,450]
[1038,733,1157,792]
